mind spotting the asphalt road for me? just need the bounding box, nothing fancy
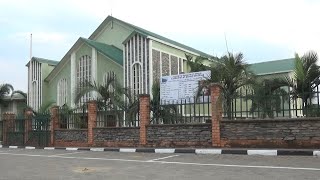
[0,148,319,180]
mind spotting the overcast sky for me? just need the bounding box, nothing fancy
[1,0,319,92]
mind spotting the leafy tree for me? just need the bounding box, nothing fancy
[0,83,14,105]
[286,51,320,113]
[188,53,255,119]
[75,77,139,127]
[249,78,288,118]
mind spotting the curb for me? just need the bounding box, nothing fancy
[0,146,319,156]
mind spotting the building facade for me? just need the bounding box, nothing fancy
[26,16,212,110]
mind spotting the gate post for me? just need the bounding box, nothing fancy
[87,101,97,146]
[3,112,15,145]
[210,83,223,147]
[139,94,150,146]
[50,106,59,146]
[24,108,33,144]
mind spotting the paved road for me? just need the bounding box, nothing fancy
[0,148,319,180]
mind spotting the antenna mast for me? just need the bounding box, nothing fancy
[224,32,230,57]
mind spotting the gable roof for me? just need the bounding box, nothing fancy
[80,38,123,65]
[44,37,123,82]
[249,58,295,75]
[89,16,212,58]
[26,57,59,67]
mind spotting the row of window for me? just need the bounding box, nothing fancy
[57,55,117,106]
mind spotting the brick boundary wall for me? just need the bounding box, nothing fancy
[93,127,140,147]
[220,118,320,148]
[146,123,212,147]
[54,129,88,147]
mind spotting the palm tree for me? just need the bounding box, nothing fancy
[0,83,14,105]
[190,53,255,119]
[286,51,320,114]
[75,77,140,127]
[249,78,288,118]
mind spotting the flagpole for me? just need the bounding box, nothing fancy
[30,33,32,60]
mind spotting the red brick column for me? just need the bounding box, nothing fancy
[87,101,97,146]
[210,83,223,147]
[50,106,59,146]
[24,108,33,144]
[2,112,16,145]
[139,94,150,146]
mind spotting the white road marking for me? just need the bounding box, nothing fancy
[0,145,2,148]
[313,151,320,156]
[50,151,84,157]
[196,149,222,155]
[66,147,78,151]
[119,148,136,153]
[0,152,319,171]
[25,146,36,150]
[155,149,175,154]
[90,148,104,152]
[247,150,277,156]
[44,147,55,150]
[148,155,179,161]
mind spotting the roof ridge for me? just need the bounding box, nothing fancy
[250,58,295,65]
[91,16,212,58]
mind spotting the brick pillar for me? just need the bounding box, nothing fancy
[210,83,223,147]
[87,101,97,146]
[24,108,33,144]
[139,94,150,146]
[2,112,15,145]
[50,106,59,146]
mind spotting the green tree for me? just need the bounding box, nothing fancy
[286,51,320,112]
[188,53,255,119]
[249,78,288,118]
[0,83,14,105]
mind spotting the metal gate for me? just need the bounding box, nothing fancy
[26,113,51,147]
[4,113,51,147]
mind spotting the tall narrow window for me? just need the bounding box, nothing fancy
[57,78,68,106]
[77,55,92,104]
[132,63,142,95]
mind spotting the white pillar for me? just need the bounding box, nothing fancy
[70,52,76,107]
[91,48,97,99]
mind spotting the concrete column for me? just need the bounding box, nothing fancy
[210,83,223,147]
[70,52,76,108]
[139,94,150,145]
[87,101,97,146]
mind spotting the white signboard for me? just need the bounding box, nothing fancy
[160,71,211,104]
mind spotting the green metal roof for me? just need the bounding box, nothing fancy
[249,58,295,75]
[90,16,212,58]
[81,37,123,66]
[26,57,59,66]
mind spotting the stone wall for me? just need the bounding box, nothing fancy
[93,127,139,147]
[54,129,88,147]
[221,118,320,148]
[147,124,212,147]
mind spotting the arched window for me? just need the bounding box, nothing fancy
[132,63,142,95]
[103,71,116,93]
[57,78,68,106]
[77,55,92,104]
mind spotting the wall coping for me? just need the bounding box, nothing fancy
[147,123,211,127]
[222,117,320,123]
[93,127,140,130]
[55,129,88,131]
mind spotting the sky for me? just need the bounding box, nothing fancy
[0,0,320,92]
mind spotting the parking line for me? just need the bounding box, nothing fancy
[148,155,179,161]
[50,151,84,157]
[0,152,319,171]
